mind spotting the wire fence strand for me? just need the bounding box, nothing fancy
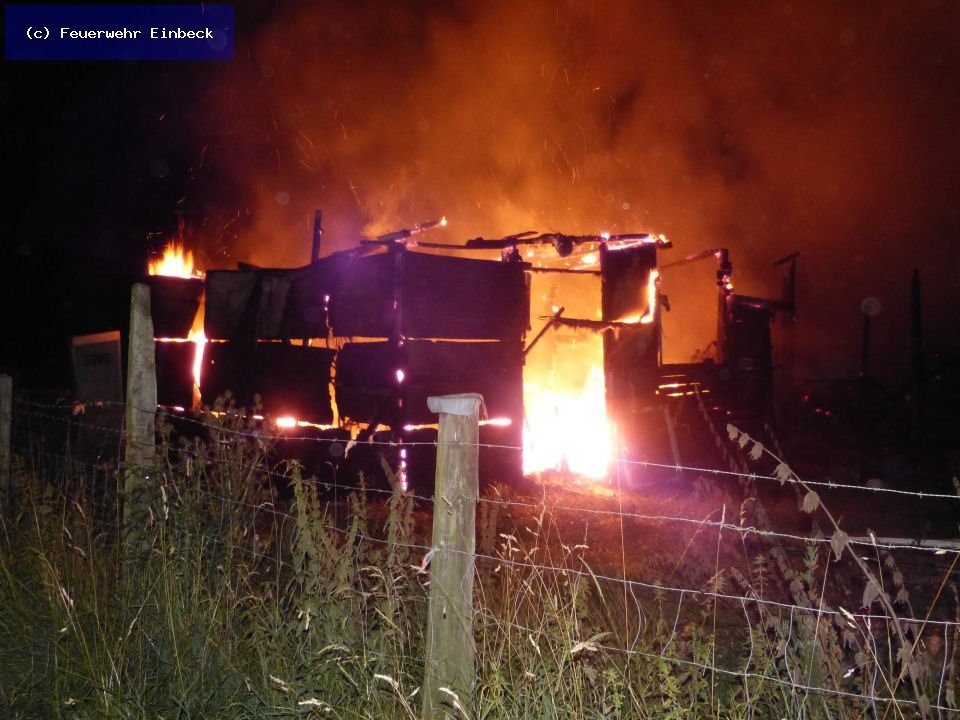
[5,396,959,717]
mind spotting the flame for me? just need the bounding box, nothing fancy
[658,381,709,398]
[612,269,660,325]
[521,265,618,481]
[148,241,203,279]
[273,415,337,431]
[150,240,206,409]
[401,417,512,432]
[187,297,206,407]
[639,269,659,324]
[155,295,206,409]
[523,335,612,479]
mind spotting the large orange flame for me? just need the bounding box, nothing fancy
[523,358,612,479]
[520,250,619,481]
[519,255,662,482]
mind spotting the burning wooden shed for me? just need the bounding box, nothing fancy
[204,248,525,424]
[144,233,527,487]
[137,222,793,488]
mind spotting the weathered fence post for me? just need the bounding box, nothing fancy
[124,283,157,548]
[422,393,483,720]
[0,374,11,515]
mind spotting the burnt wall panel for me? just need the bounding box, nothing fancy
[200,341,335,422]
[256,274,292,340]
[204,270,257,340]
[335,339,523,427]
[728,300,773,373]
[328,251,528,340]
[403,340,523,423]
[327,253,396,338]
[204,270,296,341]
[603,325,660,409]
[281,262,336,339]
[400,253,528,340]
[727,300,774,411]
[199,341,247,408]
[147,275,203,339]
[155,341,196,409]
[600,244,658,321]
[334,341,399,422]
[600,244,661,434]
[253,343,336,423]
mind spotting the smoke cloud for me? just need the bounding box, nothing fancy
[194,0,960,381]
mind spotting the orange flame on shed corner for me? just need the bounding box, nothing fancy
[148,241,203,279]
[149,241,207,409]
[639,268,659,324]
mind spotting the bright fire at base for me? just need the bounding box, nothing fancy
[521,251,619,481]
[523,363,612,480]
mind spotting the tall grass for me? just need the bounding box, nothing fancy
[1,410,957,718]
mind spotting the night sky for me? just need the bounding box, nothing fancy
[3,0,959,392]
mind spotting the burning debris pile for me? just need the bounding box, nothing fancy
[141,220,795,488]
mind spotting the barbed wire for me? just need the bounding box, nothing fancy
[9,425,960,562]
[12,399,960,506]
[10,448,949,639]
[6,382,958,712]
[42,472,957,712]
[473,607,960,716]
[6,452,957,715]
[9,405,960,615]
[66,477,950,634]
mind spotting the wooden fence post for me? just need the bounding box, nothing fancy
[124,283,157,548]
[422,393,483,720]
[0,374,11,515]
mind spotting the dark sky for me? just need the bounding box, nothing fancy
[3,0,959,390]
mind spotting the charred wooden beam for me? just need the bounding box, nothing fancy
[523,306,564,357]
[311,209,323,263]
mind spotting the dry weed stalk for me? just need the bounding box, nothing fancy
[728,423,936,719]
